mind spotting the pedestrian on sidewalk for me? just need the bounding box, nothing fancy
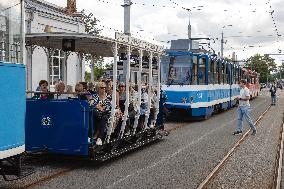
[269,82,277,105]
[233,79,257,136]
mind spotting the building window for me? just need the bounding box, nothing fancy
[50,50,64,85]
[0,1,23,63]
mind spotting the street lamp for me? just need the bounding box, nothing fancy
[221,25,232,57]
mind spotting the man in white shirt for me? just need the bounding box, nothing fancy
[233,79,257,136]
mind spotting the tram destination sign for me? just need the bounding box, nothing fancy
[115,32,163,52]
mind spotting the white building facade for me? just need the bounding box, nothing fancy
[25,0,86,91]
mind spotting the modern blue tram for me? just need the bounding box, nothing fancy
[0,0,28,180]
[161,50,242,120]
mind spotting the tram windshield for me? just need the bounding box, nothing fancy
[0,0,23,63]
[161,55,192,85]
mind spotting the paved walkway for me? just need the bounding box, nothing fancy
[208,90,284,189]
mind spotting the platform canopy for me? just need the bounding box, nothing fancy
[25,32,164,57]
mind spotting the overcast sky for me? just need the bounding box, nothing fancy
[45,0,284,65]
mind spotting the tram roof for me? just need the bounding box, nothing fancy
[26,32,164,57]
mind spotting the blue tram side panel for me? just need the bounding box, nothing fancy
[25,99,91,156]
[161,40,240,120]
[0,62,26,159]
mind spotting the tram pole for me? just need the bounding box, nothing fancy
[122,0,132,36]
[221,32,224,57]
[120,45,131,138]
[145,52,153,128]
[132,49,143,134]
[152,55,161,126]
[107,42,118,143]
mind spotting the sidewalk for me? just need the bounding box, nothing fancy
[207,90,284,189]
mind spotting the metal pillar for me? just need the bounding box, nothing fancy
[120,45,131,138]
[133,49,143,134]
[145,52,153,128]
[123,0,132,35]
[221,32,224,57]
[152,55,161,126]
[107,42,118,143]
[90,57,95,82]
[63,52,70,85]
[26,46,34,91]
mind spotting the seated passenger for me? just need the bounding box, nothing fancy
[87,82,96,95]
[105,79,113,96]
[137,86,148,131]
[74,83,88,100]
[66,85,73,98]
[55,81,68,99]
[126,83,139,134]
[93,82,111,145]
[117,82,126,113]
[33,80,54,100]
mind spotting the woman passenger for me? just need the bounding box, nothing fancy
[55,81,68,99]
[93,82,112,145]
[74,83,88,100]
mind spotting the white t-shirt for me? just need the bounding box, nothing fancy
[239,87,250,106]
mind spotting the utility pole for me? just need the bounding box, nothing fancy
[122,0,132,36]
[221,32,224,57]
[188,10,191,39]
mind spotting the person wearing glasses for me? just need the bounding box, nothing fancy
[92,82,112,145]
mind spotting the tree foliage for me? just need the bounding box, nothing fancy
[81,10,106,81]
[81,10,101,34]
[245,54,277,83]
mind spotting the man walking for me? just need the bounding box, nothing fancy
[270,82,277,105]
[233,79,257,136]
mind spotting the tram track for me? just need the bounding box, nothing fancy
[197,104,272,189]
[274,115,284,189]
[4,95,269,189]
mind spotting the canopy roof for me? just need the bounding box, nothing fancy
[25,32,164,57]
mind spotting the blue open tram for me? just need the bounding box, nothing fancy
[24,32,166,161]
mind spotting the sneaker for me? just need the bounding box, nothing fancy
[251,130,257,136]
[96,138,102,145]
[233,131,243,135]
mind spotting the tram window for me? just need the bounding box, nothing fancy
[217,61,221,84]
[192,56,198,85]
[209,60,215,84]
[162,55,192,85]
[226,64,230,84]
[199,58,206,85]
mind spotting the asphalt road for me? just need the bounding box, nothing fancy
[0,90,272,189]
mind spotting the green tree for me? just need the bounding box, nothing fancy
[245,54,277,83]
[81,10,105,81]
[81,10,101,34]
